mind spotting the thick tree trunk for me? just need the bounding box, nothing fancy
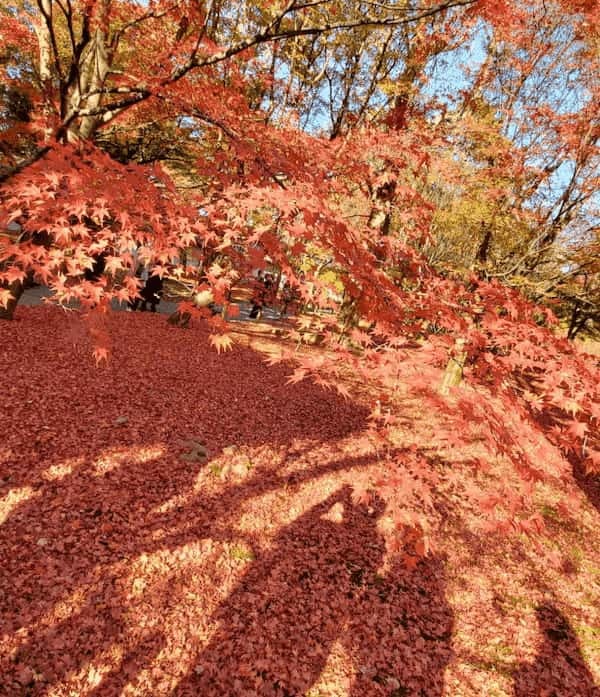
[63,27,110,141]
[77,30,110,140]
[35,0,53,83]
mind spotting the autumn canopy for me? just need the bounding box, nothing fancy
[1,0,600,694]
[0,0,599,548]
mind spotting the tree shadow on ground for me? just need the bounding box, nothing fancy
[529,404,600,516]
[0,308,375,694]
[513,603,599,697]
[0,309,457,696]
[0,308,368,488]
[173,486,453,697]
[0,447,447,696]
[571,455,600,514]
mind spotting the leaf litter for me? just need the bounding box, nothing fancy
[0,307,598,696]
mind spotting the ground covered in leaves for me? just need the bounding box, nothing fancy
[1,307,599,696]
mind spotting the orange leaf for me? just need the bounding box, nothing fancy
[209,333,234,353]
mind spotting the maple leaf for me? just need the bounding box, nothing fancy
[518,513,546,536]
[90,199,111,222]
[589,402,600,422]
[209,333,234,353]
[83,283,105,307]
[286,367,308,384]
[351,484,372,505]
[92,347,109,365]
[104,256,124,275]
[522,391,545,412]
[178,230,198,247]
[0,266,26,284]
[113,286,134,303]
[53,224,72,245]
[333,381,352,400]
[349,328,372,346]
[567,420,588,439]
[562,398,582,416]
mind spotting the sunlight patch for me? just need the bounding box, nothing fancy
[42,456,85,482]
[49,586,89,624]
[120,544,245,695]
[92,444,165,476]
[307,638,356,696]
[5,585,91,661]
[235,475,351,539]
[0,486,40,525]
[45,645,124,696]
[151,492,188,514]
[320,501,345,523]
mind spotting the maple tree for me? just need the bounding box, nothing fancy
[1,5,600,691]
[0,0,599,560]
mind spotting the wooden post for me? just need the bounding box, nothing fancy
[439,337,467,395]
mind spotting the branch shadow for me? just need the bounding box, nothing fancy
[173,486,453,697]
[513,603,599,697]
[0,308,374,694]
[0,308,368,489]
[1,309,458,696]
[0,447,413,695]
